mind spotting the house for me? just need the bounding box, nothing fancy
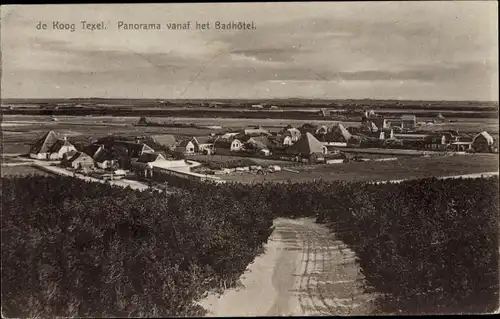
[176,139,196,155]
[360,121,379,133]
[30,131,76,160]
[46,138,78,160]
[435,113,446,123]
[83,143,104,158]
[385,118,404,130]
[472,131,495,153]
[284,127,302,142]
[285,132,328,156]
[245,136,273,151]
[363,110,377,119]
[299,123,319,135]
[113,141,155,158]
[220,132,239,140]
[193,136,214,154]
[372,118,389,130]
[320,109,332,117]
[448,142,473,152]
[214,138,243,152]
[325,123,353,143]
[83,144,116,169]
[281,134,294,146]
[315,125,329,136]
[425,134,450,151]
[137,117,149,125]
[401,115,417,130]
[151,134,176,150]
[260,149,271,156]
[66,151,95,170]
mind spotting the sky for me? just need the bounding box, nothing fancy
[1,2,498,101]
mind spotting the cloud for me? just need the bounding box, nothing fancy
[1,2,498,100]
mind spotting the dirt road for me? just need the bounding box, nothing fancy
[199,218,378,316]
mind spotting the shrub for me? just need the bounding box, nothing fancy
[1,176,274,317]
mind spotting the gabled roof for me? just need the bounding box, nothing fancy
[47,139,74,153]
[83,144,103,158]
[178,139,194,148]
[137,152,166,163]
[473,131,494,145]
[214,140,233,149]
[68,151,94,162]
[194,136,213,145]
[151,134,176,147]
[286,132,325,155]
[330,123,352,141]
[286,127,301,135]
[30,131,60,154]
[247,136,272,150]
[113,141,153,157]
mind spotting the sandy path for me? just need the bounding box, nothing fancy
[198,218,378,316]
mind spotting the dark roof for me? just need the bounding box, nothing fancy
[178,140,193,147]
[30,131,59,154]
[248,136,272,150]
[83,144,103,158]
[286,133,325,155]
[68,151,94,162]
[194,136,214,144]
[214,140,232,149]
[137,152,166,163]
[113,141,153,157]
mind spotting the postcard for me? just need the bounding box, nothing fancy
[1,2,498,317]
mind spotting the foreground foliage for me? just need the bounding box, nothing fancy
[2,175,498,316]
[1,176,273,317]
[256,177,499,314]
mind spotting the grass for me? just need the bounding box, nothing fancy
[187,154,295,166]
[222,154,499,184]
[1,165,49,177]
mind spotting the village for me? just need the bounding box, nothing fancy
[9,109,497,188]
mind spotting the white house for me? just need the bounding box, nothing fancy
[30,131,76,160]
[283,135,294,146]
[193,137,214,154]
[214,138,243,152]
[176,140,196,155]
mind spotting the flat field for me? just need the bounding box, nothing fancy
[2,115,498,154]
[222,154,499,184]
[187,154,295,166]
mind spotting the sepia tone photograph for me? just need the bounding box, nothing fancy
[1,1,499,317]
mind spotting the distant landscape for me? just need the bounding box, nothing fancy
[2,98,498,120]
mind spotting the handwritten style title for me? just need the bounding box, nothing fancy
[35,20,257,32]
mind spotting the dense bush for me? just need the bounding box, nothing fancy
[2,174,498,316]
[244,177,499,314]
[1,176,274,317]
